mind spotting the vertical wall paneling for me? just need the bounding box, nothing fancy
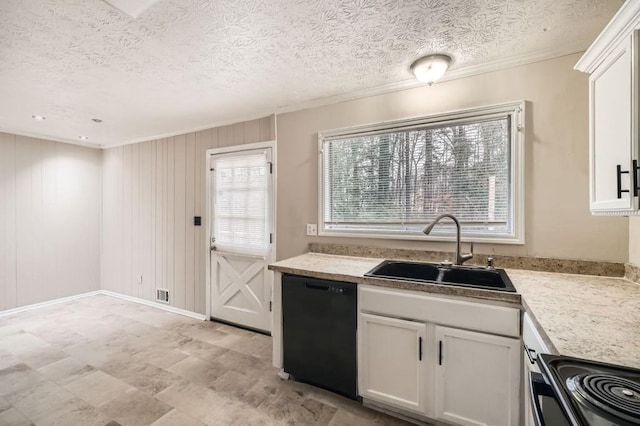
[100,116,274,314]
[16,136,43,305]
[258,117,269,142]
[6,135,17,308]
[102,146,124,294]
[141,141,153,301]
[219,125,230,147]
[150,140,157,301]
[56,143,100,298]
[123,145,133,297]
[167,137,175,304]
[0,134,6,310]
[174,134,186,309]
[244,119,260,144]
[185,133,196,312]
[131,143,140,298]
[0,133,100,311]
[155,139,163,297]
[233,122,244,145]
[195,129,212,314]
[41,139,57,303]
[0,133,17,310]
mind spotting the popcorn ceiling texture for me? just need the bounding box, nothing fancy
[0,0,622,145]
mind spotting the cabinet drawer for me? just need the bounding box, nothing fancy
[359,285,520,338]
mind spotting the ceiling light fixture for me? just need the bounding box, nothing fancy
[410,54,452,85]
[32,115,46,120]
[79,136,89,140]
[92,118,103,123]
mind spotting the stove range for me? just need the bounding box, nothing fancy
[537,354,640,425]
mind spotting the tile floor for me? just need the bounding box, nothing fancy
[0,295,411,425]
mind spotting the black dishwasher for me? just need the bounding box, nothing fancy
[282,274,357,400]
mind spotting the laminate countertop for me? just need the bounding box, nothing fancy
[269,252,640,369]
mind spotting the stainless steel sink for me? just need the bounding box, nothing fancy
[364,260,516,292]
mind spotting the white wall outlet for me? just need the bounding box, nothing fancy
[306,224,318,236]
[137,275,143,284]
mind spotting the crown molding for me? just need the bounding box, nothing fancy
[0,126,102,149]
[575,0,640,73]
[273,47,585,116]
[98,111,275,149]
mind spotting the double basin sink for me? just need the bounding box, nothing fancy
[365,260,516,292]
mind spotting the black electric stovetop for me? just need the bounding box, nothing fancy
[538,354,640,425]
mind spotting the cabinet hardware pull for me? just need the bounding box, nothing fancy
[418,337,423,361]
[633,159,639,197]
[438,340,443,365]
[617,164,630,199]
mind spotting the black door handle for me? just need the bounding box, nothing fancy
[438,340,443,365]
[418,337,423,361]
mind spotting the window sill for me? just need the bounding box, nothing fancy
[317,229,525,245]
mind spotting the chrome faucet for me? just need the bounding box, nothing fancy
[423,213,473,266]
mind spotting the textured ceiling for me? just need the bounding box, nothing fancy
[0,0,623,147]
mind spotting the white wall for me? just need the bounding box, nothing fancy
[101,117,274,315]
[276,54,629,262]
[0,132,101,310]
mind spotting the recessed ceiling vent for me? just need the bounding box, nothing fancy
[156,288,170,304]
[102,0,161,18]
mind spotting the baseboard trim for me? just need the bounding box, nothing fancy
[0,290,103,317]
[0,290,207,321]
[99,290,207,321]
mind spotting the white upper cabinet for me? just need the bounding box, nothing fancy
[576,2,640,215]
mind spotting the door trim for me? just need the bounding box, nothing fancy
[205,140,277,328]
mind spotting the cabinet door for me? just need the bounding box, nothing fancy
[435,326,520,426]
[358,313,427,414]
[590,30,639,213]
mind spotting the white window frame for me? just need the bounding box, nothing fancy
[317,101,525,244]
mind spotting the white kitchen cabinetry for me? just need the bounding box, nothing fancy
[358,313,427,415]
[434,326,520,426]
[358,285,521,426]
[575,3,640,215]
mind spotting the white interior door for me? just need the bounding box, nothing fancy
[208,145,274,333]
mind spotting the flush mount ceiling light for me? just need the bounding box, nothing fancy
[92,118,103,123]
[102,0,161,18]
[410,54,452,85]
[32,115,46,120]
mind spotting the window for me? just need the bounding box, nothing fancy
[212,149,272,255]
[319,102,524,243]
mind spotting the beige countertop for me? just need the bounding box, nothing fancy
[269,252,640,369]
[507,269,640,369]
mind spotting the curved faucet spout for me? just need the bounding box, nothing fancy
[423,213,473,266]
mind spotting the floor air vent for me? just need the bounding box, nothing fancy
[156,288,170,304]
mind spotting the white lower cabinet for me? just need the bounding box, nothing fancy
[434,326,521,426]
[358,285,521,426]
[358,313,428,415]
